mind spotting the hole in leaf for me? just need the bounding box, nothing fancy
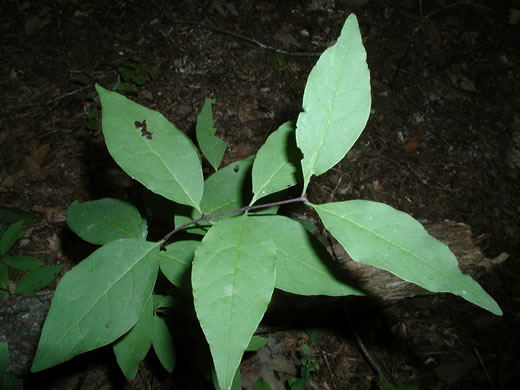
[233,165,240,173]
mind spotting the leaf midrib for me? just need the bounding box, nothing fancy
[38,242,157,364]
[119,110,201,211]
[318,207,481,296]
[306,50,348,182]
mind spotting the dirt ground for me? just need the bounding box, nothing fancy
[1,0,519,389]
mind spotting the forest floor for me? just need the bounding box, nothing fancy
[1,0,519,389]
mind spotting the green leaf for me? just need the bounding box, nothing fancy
[0,344,22,390]
[67,198,148,245]
[296,14,371,193]
[153,294,175,311]
[288,377,306,390]
[152,315,175,373]
[0,221,24,256]
[159,240,200,292]
[0,342,7,379]
[96,85,204,212]
[232,371,241,390]
[196,97,227,171]
[31,239,160,372]
[270,52,287,73]
[377,376,397,390]
[212,367,241,390]
[174,156,254,234]
[131,72,147,86]
[311,200,502,315]
[255,215,362,296]
[201,157,254,218]
[14,265,63,294]
[305,328,326,344]
[192,216,276,390]
[118,64,150,86]
[2,373,23,390]
[251,121,302,205]
[69,72,91,85]
[0,207,34,224]
[113,295,153,380]
[2,255,43,271]
[0,261,8,290]
[115,82,138,95]
[246,335,270,352]
[88,107,98,120]
[88,118,99,131]
[254,377,272,390]
[135,63,154,80]
[294,218,318,234]
[119,66,146,85]
[172,209,205,235]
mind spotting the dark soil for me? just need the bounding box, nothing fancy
[1,0,519,389]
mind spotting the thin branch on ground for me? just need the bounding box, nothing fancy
[152,1,322,57]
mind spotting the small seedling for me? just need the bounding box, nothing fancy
[288,344,319,390]
[254,377,271,390]
[0,209,61,297]
[270,52,287,73]
[70,61,153,131]
[304,328,326,345]
[0,343,23,390]
[31,15,501,390]
[377,375,421,390]
[114,62,154,95]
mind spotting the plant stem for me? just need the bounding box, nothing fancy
[160,195,308,249]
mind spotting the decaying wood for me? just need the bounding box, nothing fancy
[332,220,508,301]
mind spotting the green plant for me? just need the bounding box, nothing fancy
[254,377,271,390]
[270,52,287,73]
[0,209,62,298]
[377,375,420,390]
[210,335,270,390]
[288,344,319,390]
[71,61,153,131]
[113,61,154,95]
[1,343,23,389]
[30,15,501,390]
